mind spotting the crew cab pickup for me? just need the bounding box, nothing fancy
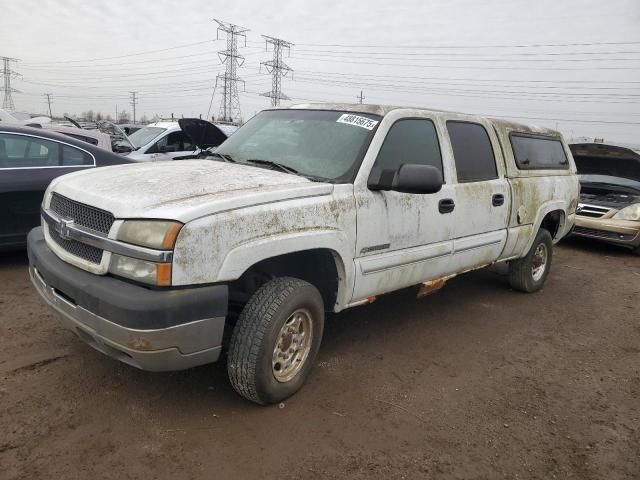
[27,104,579,404]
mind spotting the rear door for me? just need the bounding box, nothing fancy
[0,132,94,248]
[443,118,510,269]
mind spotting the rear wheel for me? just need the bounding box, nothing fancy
[227,277,324,405]
[508,228,553,293]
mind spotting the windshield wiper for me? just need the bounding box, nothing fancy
[243,159,299,175]
[205,151,236,162]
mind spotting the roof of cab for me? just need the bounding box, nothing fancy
[288,103,561,137]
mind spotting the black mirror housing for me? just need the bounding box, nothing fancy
[393,164,443,194]
[368,164,443,194]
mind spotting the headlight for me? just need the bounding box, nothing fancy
[613,204,640,221]
[110,254,172,286]
[117,220,182,249]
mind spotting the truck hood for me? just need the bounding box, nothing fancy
[48,160,333,223]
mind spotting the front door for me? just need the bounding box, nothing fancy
[352,114,458,302]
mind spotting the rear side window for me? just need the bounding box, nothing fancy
[374,119,443,175]
[64,133,100,146]
[447,121,498,182]
[510,134,569,169]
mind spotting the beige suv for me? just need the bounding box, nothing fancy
[570,142,640,254]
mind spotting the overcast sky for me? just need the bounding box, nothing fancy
[1,0,639,144]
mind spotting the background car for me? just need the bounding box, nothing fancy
[0,124,133,250]
[126,119,235,161]
[570,142,640,254]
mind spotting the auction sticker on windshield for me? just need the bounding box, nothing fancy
[336,114,379,130]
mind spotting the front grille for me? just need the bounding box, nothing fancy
[576,203,610,218]
[48,193,115,264]
[50,193,115,234]
[574,226,634,242]
[49,229,104,264]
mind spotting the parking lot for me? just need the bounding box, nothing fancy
[0,237,638,480]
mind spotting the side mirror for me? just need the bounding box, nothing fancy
[368,164,443,194]
[113,143,132,154]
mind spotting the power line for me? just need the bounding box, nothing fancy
[291,54,640,70]
[1,56,20,111]
[213,19,249,123]
[20,40,216,65]
[260,35,293,106]
[295,40,640,49]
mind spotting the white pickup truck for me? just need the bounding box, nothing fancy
[28,104,579,404]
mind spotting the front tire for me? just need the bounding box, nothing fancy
[227,277,324,405]
[508,228,553,293]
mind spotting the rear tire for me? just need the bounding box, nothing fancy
[508,228,553,293]
[227,277,324,405]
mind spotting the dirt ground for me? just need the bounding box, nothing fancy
[1,237,639,480]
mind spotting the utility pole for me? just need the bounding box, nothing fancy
[357,90,365,104]
[44,93,53,117]
[1,56,20,111]
[213,19,248,124]
[260,36,293,107]
[129,91,138,123]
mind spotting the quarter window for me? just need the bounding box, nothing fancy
[447,121,498,182]
[62,145,93,166]
[510,134,569,169]
[0,133,60,168]
[373,119,443,175]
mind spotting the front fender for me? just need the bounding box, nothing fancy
[216,229,354,310]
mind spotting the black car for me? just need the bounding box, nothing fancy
[0,124,133,250]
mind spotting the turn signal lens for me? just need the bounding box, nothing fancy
[109,254,172,286]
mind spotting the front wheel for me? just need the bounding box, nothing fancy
[508,228,553,293]
[227,277,324,405]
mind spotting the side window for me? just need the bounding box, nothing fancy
[167,131,193,151]
[64,133,99,146]
[149,131,192,153]
[447,121,498,183]
[0,133,59,168]
[373,119,443,175]
[510,134,569,169]
[61,145,94,166]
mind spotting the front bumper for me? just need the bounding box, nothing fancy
[27,227,228,371]
[573,216,640,249]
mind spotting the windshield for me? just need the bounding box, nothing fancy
[579,174,640,193]
[214,110,380,182]
[128,126,166,149]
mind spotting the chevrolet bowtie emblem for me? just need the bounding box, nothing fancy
[55,217,75,241]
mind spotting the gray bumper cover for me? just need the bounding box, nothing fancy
[27,227,228,371]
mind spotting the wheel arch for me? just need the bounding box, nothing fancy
[218,231,354,311]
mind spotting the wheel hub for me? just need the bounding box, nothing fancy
[531,243,548,282]
[272,309,313,383]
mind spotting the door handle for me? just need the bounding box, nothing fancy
[439,198,455,214]
[492,194,505,207]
